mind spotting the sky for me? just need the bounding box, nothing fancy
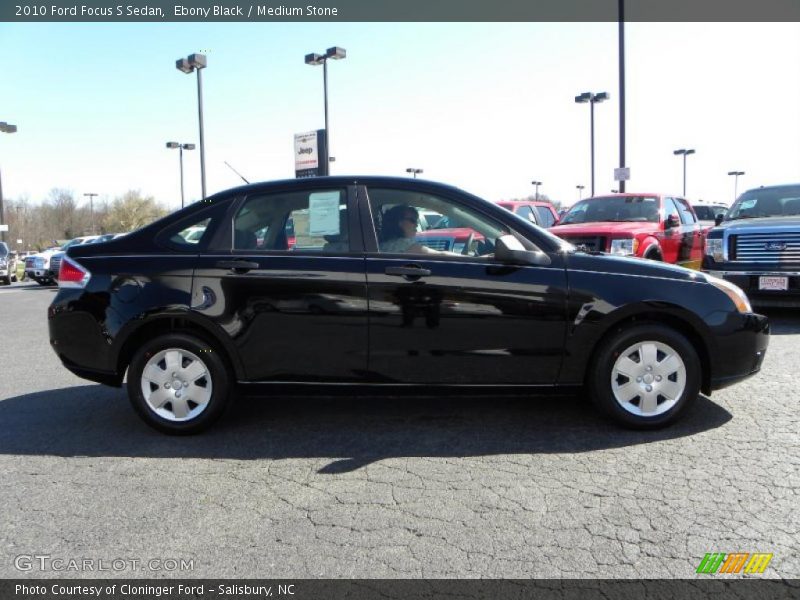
[0,21,798,213]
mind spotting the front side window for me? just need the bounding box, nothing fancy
[233,189,349,253]
[366,188,513,257]
[663,198,680,224]
[515,205,536,224]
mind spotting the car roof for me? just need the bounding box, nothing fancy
[740,183,800,194]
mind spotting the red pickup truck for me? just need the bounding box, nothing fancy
[549,193,704,269]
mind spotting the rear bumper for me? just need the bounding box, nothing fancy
[709,312,769,391]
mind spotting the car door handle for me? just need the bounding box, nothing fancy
[216,260,260,273]
[385,265,431,278]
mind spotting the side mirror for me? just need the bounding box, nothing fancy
[666,214,680,229]
[494,235,551,266]
[714,214,724,226]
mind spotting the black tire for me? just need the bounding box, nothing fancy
[644,248,662,261]
[36,279,48,286]
[1,276,9,285]
[589,323,700,429]
[127,332,233,435]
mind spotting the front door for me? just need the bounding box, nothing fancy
[361,185,568,385]
[191,184,369,382]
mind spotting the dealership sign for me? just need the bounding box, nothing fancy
[294,129,328,178]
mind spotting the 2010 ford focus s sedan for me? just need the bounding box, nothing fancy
[48,177,769,434]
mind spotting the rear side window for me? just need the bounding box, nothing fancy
[535,206,556,227]
[233,189,350,253]
[674,198,696,225]
[157,202,228,251]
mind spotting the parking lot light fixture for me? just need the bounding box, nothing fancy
[531,180,542,200]
[406,168,423,178]
[83,193,98,234]
[673,148,696,196]
[175,53,207,198]
[0,121,17,243]
[575,92,609,196]
[167,142,196,208]
[305,46,346,175]
[728,170,745,201]
[576,184,585,199]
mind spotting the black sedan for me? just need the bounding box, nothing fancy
[48,177,769,434]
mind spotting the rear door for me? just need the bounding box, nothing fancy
[360,184,568,385]
[191,184,369,382]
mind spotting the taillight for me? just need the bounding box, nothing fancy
[58,256,91,288]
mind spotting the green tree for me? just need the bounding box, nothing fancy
[104,191,168,233]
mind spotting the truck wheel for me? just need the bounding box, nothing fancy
[127,333,232,435]
[589,323,700,429]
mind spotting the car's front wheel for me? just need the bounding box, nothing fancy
[127,333,232,434]
[589,323,700,428]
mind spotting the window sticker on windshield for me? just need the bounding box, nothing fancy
[739,199,757,210]
[309,191,341,236]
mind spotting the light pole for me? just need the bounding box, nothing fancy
[166,142,196,208]
[305,47,346,175]
[176,53,207,198]
[83,193,98,234]
[531,180,542,200]
[406,168,423,178]
[673,148,696,196]
[575,91,609,196]
[576,185,585,200]
[728,170,745,201]
[0,122,17,244]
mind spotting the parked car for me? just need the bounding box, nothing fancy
[26,236,100,285]
[0,242,18,285]
[703,183,800,307]
[549,193,705,269]
[49,177,768,434]
[692,202,728,229]
[496,200,559,228]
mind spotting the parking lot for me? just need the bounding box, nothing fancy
[0,280,798,579]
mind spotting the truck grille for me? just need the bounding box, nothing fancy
[732,232,800,263]
[559,236,607,252]
[417,238,452,251]
[50,255,62,277]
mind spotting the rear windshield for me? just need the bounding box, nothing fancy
[726,186,800,220]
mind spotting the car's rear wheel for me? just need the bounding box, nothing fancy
[127,333,232,434]
[589,324,700,428]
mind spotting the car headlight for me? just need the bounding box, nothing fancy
[705,237,724,261]
[609,238,638,256]
[706,274,752,313]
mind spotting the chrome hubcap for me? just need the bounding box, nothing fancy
[611,341,686,417]
[140,348,212,422]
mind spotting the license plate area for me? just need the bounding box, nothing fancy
[758,276,789,291]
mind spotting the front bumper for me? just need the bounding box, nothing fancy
[26,268,51,279]
[705,269,800,307]
[709,312,769,391]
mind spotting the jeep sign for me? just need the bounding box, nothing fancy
[294,129,328,178]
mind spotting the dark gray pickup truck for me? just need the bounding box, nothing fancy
[703,183,800,307]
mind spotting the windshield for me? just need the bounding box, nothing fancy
[559,196,660,224]
[0,243,7,257]
[726,187,800,220]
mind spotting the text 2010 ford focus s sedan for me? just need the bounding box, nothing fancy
[48,177,769,434]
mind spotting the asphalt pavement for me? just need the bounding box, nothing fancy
[0,280,798,578]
